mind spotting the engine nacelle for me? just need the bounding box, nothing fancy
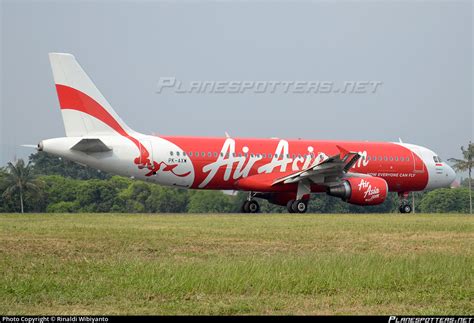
[327,177,388,206]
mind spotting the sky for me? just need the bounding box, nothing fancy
[1,0,472,168]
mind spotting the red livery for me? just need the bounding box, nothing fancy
[37,53,456,214]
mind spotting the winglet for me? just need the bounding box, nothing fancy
[336,145,350,160]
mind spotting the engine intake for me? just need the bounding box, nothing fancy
[327,177,388,206]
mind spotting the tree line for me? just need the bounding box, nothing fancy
[0,146,472,214]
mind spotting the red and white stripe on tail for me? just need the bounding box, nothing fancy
[49,53,133,137]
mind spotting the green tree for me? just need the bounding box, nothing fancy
[448,142,473,214]
[419,188,470,213]
[146,185,189,213]
[0,168,16,212]
[309,194,351,213]
[461,178,473,188]
[117,181,152,213]
[47,201,79,213]
[40,175,80,205]
[75,179,123,212]
[2,159,42,213]
[187,190,234,213]
[29,152,110,180]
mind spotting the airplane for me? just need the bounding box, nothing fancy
[36,53,456,214]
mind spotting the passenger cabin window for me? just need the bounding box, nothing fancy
[170,151,174,156]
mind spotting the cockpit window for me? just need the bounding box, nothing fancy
[433,156,442,163]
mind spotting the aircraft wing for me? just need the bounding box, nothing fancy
[272,145,362,186]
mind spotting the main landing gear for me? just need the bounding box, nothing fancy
[286,199,308,214]
[287,180,310,213]
[240,188,310,214]
[241,192,260,213]
[398,192,413,213]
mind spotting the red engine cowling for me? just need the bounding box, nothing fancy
[327,177,388,206]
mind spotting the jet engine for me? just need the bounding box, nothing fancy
[327,177,388,206]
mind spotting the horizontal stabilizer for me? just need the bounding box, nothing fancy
[70,138,112,153]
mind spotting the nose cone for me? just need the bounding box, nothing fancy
[446,165,456,187]
[425,159,457,190]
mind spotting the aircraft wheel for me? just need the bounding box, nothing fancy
[287,200,295,213]
[247,200,260,213]
[292,200,308,213]
[241,200,251,213]
[400,204,412,214]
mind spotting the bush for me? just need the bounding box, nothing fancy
[419,188,470,213]
[187,190,235,213]
[47,201,79,213]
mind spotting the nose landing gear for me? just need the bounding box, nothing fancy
[399,203,412,214]
[241,200,260,213]
[398,192,413,213]
[241,192,260,213]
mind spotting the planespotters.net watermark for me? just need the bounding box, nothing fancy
[388,317,473,323]
[156,77,383,95]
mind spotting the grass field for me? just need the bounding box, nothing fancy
[0,213,472,315]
